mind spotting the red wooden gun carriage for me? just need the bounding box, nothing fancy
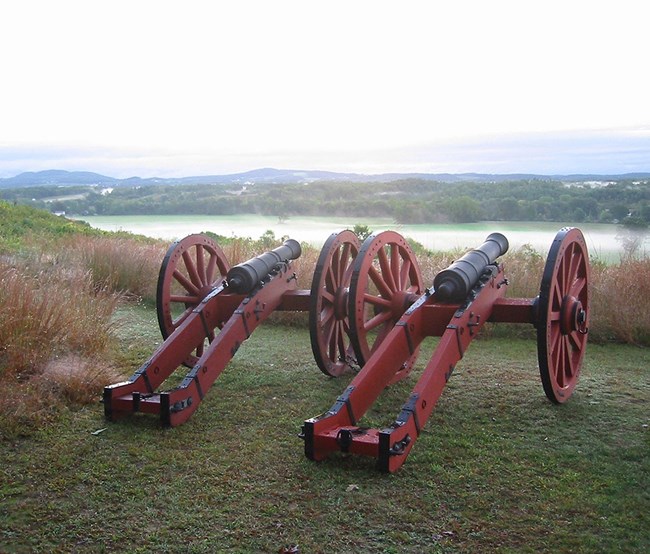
[104,227,589,472]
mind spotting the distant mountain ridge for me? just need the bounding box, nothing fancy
[1,168,649,188]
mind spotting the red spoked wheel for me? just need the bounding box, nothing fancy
[537,227,590,403]
[309,230,361,377]
[156,234,230,365]
[348,231,423,382]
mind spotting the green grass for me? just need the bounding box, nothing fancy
[2,304,648,553]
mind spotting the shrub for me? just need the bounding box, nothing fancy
[590,256,650,344]
[54,235,166,304]
[0,259,121,438]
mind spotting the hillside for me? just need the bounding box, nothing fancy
[2,168,650,188]
[3,175,650,227]
[0,199,101,250]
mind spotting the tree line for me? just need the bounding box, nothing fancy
[2,178,650,227]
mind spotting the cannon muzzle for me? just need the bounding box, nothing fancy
[433,233,509,302]
[227,239,302,294]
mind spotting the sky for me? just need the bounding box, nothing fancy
[1,0,649,178]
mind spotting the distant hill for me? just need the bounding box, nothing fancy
[1,168,649,188]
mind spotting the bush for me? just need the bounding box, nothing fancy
[61,235,166,303]
[0,258,121,438]
[590,256,650,344]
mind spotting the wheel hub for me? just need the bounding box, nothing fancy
[390,290,418,317]
[560,295,586,335]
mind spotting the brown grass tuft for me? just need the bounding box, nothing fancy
[0,256,122,437]
[36,354,122,405]
[590,256,650,344]
[57,235,166,303]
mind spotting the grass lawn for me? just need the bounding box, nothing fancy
[1,304,649,553]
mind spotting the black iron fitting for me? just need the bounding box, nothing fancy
[170,397,193,413]
[396,393,421,435]
[335,428,367,453]
[134,361,154,393]
[336,429,354,453]
[201,283,225,304]
[389,435,411,456]
[329,385,357,425]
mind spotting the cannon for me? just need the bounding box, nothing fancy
[433,232,509,301]
[227,239,302,293]
[104,229,422,425]
[301,227,590,472]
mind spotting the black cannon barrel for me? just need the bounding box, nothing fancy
[433,232,509,302]
[226,239,302,294]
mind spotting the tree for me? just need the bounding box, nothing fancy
[610,204,629,221]
[444,196,483,223]
[353,224,372,241]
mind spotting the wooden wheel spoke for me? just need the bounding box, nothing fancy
[339,244,352,282]
[552,276,563,308]
[557,338,567,387]
[321,289,335,304]
[368,266,393,299]
[568,329,583,351]
[323,313,335,343]
[321,305,335,325]
[562,336,576,381]
[330,251,341,288]
[552,332,564,384]
[378,247,397,292]
[565,250,577,287]
[569,275,587,299]
[363,293,391,308]
[205,253,217,285]
[550,321,561,356]
[182,250,203,289]
[331,322,345,361]
[337,321,347,360]
[195,245,207,286]
[399,257,412,291]
[173,269,200,296]
[363,310,392,332]
[325,264,337,293]
[390,245,402,289]
[172,306,194,327]
[170,294,200,304]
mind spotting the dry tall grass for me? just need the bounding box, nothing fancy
[57,235,167,303]
[590,256,650,344]
[0,257,122,437]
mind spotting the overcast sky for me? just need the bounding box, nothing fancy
[1,0,649,178]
